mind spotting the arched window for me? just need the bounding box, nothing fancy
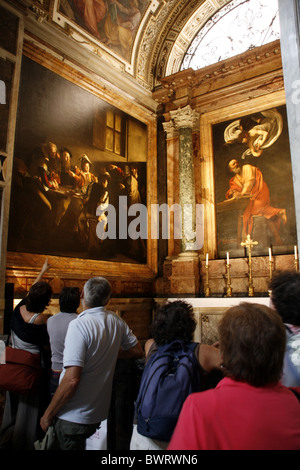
[181,0,280,71]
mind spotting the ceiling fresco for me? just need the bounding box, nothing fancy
[28,0,230,89]
[56,0,150,61]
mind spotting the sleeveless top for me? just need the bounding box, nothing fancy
[10,299,49,353]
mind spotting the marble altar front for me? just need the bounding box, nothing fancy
[156,296,271,345]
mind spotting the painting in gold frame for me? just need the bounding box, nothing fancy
[7,55,150,265]
[199,91,297,259]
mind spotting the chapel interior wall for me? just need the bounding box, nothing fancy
[154,39,298,298]
[1,1,158,341]
[1,5,298,344]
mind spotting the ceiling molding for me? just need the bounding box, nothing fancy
[164,0,231,79]
[9,0,244,91]
[134,0,204,88]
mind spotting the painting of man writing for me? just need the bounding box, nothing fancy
[214,106,297,258]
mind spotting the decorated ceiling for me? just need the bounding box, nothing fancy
[28,0,231,90]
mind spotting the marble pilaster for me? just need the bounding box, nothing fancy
[162,120,180,257]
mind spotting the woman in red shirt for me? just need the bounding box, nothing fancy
[168,302,300,450]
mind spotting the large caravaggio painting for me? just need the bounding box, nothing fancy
[213,104,297,258]
[8,56,148,264]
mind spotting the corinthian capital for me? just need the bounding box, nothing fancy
[162,120,178,139]
[170,105,199,130]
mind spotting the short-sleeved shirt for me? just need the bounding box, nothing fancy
[57,306,138,424]
[47,311,78,371]
[168,377,300,450]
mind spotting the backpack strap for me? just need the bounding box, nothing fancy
[289,388,300,401]
[157,340,199,353]
[29,313,40,324]
[285,324,294,335]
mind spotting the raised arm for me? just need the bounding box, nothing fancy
[33,258,50,285]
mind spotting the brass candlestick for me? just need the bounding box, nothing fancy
[205,264,210,297]
[226,262,232,297]
[294,258,299,272]
[241,234,258,297]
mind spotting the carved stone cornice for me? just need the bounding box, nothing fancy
[153,39,283,113]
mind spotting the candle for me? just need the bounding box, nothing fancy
[269,247,272,261]
[206,253,208,265]
[227,252,229,264]
[295,246,298,260]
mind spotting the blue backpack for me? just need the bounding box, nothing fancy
[135,340,202,441]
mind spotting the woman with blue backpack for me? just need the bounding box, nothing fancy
[130,300,223,450]
[168,303,300,450]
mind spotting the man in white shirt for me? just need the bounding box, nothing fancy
[40,276,143,450]
[46,287,80,396]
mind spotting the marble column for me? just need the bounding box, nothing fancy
[158,106,200,295]
[169,105,199,256]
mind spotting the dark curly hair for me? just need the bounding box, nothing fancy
[150,301,196,345]
[269,270,300,326]
[59,287,80,313]
[25,281,53,313]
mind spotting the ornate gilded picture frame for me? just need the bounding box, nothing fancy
[7,53,155,268]
[200,91,297,259]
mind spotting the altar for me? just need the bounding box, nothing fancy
[156,296,271,345]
